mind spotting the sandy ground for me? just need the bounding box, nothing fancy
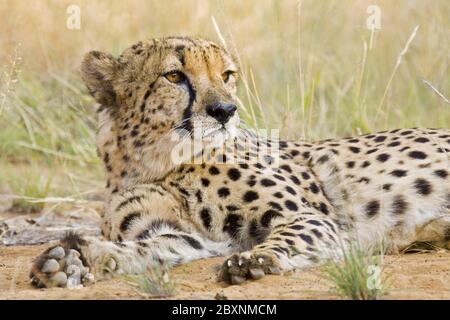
[1,244,449,300]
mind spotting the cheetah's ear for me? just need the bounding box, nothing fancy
[81,51,119,106]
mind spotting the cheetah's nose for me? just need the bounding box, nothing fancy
[206,103,237,124]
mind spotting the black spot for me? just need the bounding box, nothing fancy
[268,201,283,211]
[273,174,286,181]
[200,208,212,230]
[223,213,243,238]
[195,190,202,202]
[400,130,413,135]
[434,169,448,179]
[387,141,401,147]
[280,164,293,173]
[286,186,296,195]
[382,184,392,191]
[285,200,298,211]
[209,166,220,175]
[361,161,371,168]
[243,190,259,202]
[390,169,407,177]
[180,235,203,249]
[319,202,329,215]
[261,210,283,227]
[349,146,360,154]
[273,192,283,199]
[358,177,370,184]
[299,234,314,245]
[227,168,241,181]
[261,178,276,187]
[285,238,295,245]
[218,187,231,198]
[301,172,311,180]
[346,161,355,168]
[392,195,408,215]
[306,220,322,226]
[414,137,429,143]
[317,155,330,164]
[130,128,140,137]
[414,178,432,195]
[280,232,296,237]
[311,229,323,238]
[309,183,319,194]
[399,146,410,152]
[239,163,249,169]
[201,178,210,187]
[290,175,301,185]
[289,224,305,231]
[365,200,380,218]
[226,205,239,211]
[376,153,390,162]
[374,136,387,142]
[366,148,378,154]
[160,234,179,240]
[408,151,427,160]
[272,246,290,255]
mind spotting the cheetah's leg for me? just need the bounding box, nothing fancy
[30,185,233,288]
[219,213,346,285]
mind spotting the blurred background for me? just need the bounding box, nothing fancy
[0,0,449,211]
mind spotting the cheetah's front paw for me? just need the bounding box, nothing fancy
[30,245,95,288]
[219,251,282,285]
[29,233,101,289]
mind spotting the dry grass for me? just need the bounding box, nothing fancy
[320,241,390,300]
[0,0,449,203]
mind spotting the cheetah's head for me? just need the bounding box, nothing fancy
[82,36,239,140]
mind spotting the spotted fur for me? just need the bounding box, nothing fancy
[30,37,450,288]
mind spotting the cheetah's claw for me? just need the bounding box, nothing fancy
[219,251,282,285]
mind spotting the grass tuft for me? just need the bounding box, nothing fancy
[321,241,390,300]
[127,266,177,298]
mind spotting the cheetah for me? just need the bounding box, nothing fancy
[30,37,450,288]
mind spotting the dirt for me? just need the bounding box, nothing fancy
[1,244,449,300]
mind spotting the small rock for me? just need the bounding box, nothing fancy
[215,291,228,300]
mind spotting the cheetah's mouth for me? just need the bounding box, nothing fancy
[202,124,237,141]
[190,114,239,142]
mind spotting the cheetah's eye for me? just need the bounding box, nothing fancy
[164,71,185,84]
[221,71,235,83]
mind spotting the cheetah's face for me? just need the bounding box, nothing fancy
[81,37,240,149]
